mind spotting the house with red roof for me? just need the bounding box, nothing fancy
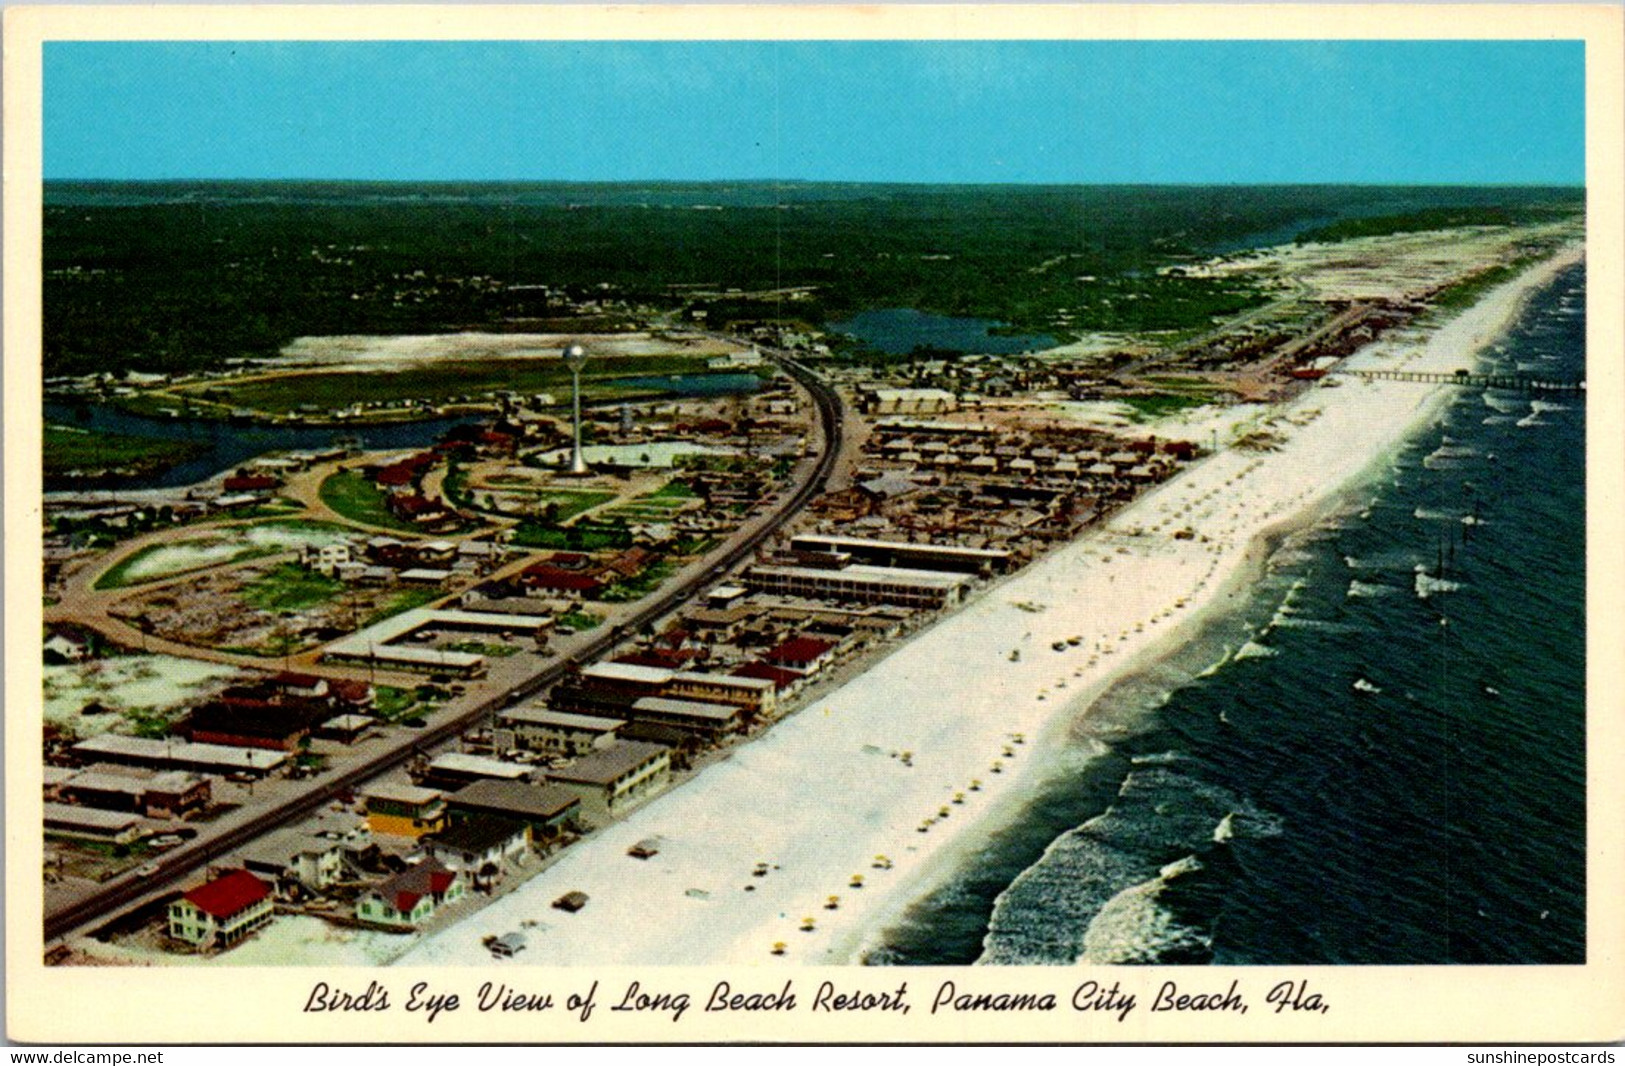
[764,636,837,675]
[729,661,807,693]
[167,869,273,950]
[354,858,465,928]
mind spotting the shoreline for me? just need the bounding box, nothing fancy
[375,244,1581,969]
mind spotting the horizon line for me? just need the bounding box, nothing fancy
[43,177,1589,190]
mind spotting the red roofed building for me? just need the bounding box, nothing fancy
[222,475,279,494]
[517,564,603,596]
[355,859,465,928]
[765,636,837,675]
[729,661,806,692]
[167,869,273,949]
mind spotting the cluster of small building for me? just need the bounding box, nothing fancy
[159,719,680,952]
[299,534,508,589]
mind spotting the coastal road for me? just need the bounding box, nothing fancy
[42,342,845,947]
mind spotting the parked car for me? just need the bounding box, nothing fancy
[552,891,589,913]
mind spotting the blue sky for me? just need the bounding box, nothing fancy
[44,40,1584,184]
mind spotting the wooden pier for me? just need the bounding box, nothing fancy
[1332,368,1586,393]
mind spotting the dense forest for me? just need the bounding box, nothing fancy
[43,181,1583,377]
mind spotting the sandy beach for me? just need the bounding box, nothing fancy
[391,245,1583,968]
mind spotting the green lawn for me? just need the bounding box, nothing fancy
[319,469,420,532]
[360,587,444,628]
[555,610,603,633]
[480,488,616,520]
[372,685,420,721]
[240,563,343,613]
[1120,391,1218,421]
[509,521,633,550]
[600,561,675,603]
[44,425,207,478]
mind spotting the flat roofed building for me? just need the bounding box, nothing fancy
[545,741,672,824]
[741,563,971,610]
[57,768,210,818]
[422,753,531,791]
[446,780,582,841]
[316,713,375,744]
[578,661,673,692]
[322,607,552,676]
[494,707,622,756]
[629,696,742,738]
[363,782,446,839]
[789,533,1012,575]
[43,802,143,843]
[69,734,288,777]
[168,869,273,950]
[666,671,777,718]
[860,387,958,415]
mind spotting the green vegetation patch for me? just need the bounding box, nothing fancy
[43,424,205,478]
[510,520,633,551]
[1295,205,1579,245]
[555,610,603,633]
[372,685,420,722]
[240,563,344,613]
[600,561,676,603]
[485,488,616,521]
[319,469,419,532]
[1120,391,1219,421]
[1427,253,1550,314]
[444,640,523,657]
[361,587,444,628]
[187,356,715,416]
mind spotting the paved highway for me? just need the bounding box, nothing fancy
[42,344,844,946]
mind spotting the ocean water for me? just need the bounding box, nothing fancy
[869,265,1587,966]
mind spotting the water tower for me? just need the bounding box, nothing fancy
[561,342,591,475]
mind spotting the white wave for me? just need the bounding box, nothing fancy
[1348,580,1396,599]
[1196,647,1234,678]
[1131,751,1190,768]
[1076,857,1211,965]
[1271,617,1359,633]
[1482,416,1515,425]
[1213,812,1236,843]
[1353,678,1382,694]
[1515,412,1547,428]
[1414,572,1462,599]
[1482,393,1523,413]
[1530,400,1569,415]
[1234,640,1277,660]
[1413,506,1463,522]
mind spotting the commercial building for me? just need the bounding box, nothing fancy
[788,533,1013,575]
[363,782,446,839]
[167,869,274,950]
[445,780,582,842]
[56,768,210,818]
[740,563,972,610]
[493,707,623,756]
[421,753,532,791]
[323,607,549,677]
[545,742,672,824]
[69,735,289,777]
[43,802,143,844]
[628,696,742,739]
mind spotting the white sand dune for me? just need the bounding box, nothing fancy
[393,247,1581,968]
